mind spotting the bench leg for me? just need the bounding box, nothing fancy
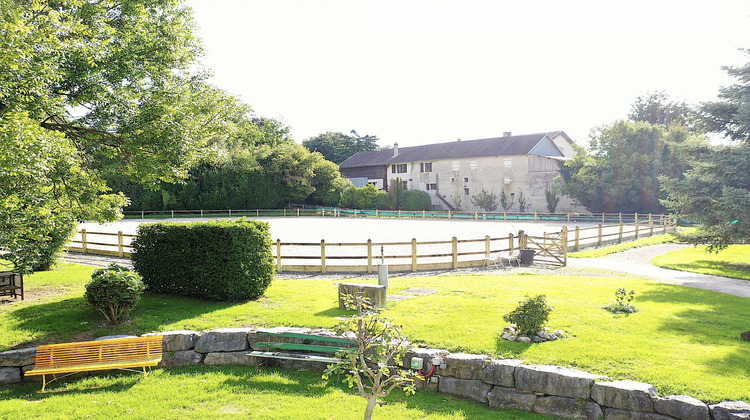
[41,374,46,392]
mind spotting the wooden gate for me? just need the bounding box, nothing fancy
[521,227,567,267]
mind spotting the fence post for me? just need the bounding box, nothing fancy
[601,212,605,223]
[375,209,379,218]
[534,211,538,221]
[171,210,174,218]
[276,240,282,272]
[485,235,491,261]
[141,210,144,218]
[81,229,88,254]
[619,213,622,224]
[411,238,418,271]
[322,209,325,217]
[518,230,526,249]
[649,213,653,236]
[598,224,603,247]
[574,226,580,251]
[422,210,426,219]
[200,209,203,218]
[284,209,287,217]
[503,212,507,221]
[618,221,624,243]
[228,209,231,218]
[320,240,326,273]
[448,210,451,219]
[297,208,300,217]
[367,239,373,273]
[451,237,458,268]
[118,231,124,257]
[509,233,514,254]
[561,226,568,266]
[398,209,401,218]
[474,211,478,220]
[662,214,667,234]
[567,213,570,222]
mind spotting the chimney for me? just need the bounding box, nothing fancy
[393,142,399,157]
[503,131,512,137]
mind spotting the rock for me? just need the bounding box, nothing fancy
[501,332,517,341]
[438,353,488,380]
[0,347,37,367]
[741,331,750,341]
[481,359,521,387]
[503,325,517,333]
[0,367,21,384]
[487,386,537,411]
[554,329,564,336]
[592,381,658,412]
[203,351,256,366]
[338,283,386,308]
[588,401,605,420]
[95,335,137,341]
[160,350,204,368]
[403,348,449,371]
[534,396,592,419]
[654,395,710,420]
[195,328,253,353]
[143,331,201,352]
[536,331,550,340]
[532,336,546,343]
[517,336,532,343]
[437,376,492,404]
[710,401,750,420]
[605,408,676,420]
[21,365,42,382]
[515,364,607,399]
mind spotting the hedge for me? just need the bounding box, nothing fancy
[131,219,274,301]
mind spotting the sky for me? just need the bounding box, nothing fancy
[186,0,750,148]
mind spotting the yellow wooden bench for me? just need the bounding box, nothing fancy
[25,336,163,391]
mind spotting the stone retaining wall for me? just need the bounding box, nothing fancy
[1,328,748,420]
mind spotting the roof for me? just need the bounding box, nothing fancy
[340,131,569,168]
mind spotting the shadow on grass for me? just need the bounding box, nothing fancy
[659,260,750,281]
[314,307,350,318]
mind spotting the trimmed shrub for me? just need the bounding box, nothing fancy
[502,294,553,336]
[131,219,274,301]
[84,264,145,324]
[400,190,431,211]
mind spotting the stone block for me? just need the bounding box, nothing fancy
[605,408,677,420]
[204,351,256,366]
[0,347,37,367]
[654,395,710,420]
[404,348,450,371]
[0,367,22,384]
[195,328,253,353]
[592,381,658,412]
[20,365,42,382]
[143,330,201,352]
[438,353,488,380]
[533,395,593,419]
[710,401,750,420]
[437,376,492,404]
[160,350,204,368]
[515,364,606,399]
[487,386,537,411]
[481,359,521,388]
[338,283,386,308]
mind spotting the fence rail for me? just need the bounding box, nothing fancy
[67,213,676,272]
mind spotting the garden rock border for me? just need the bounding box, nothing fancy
[1,327,748,420]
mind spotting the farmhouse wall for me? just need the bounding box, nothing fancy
[2,328,748,420]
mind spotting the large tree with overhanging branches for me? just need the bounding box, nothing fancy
[0,0,239,272]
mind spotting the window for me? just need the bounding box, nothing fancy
[450,177,455,183]
[391,163,407,173]
[470,161,478,170]
[420,162,432,173]
[504,158,512,168]
[464,188,470,196]
[463,177,469,183]
[451,161,460,171]
[426,183,437,190]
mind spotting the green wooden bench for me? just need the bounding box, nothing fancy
[247,331,352,366]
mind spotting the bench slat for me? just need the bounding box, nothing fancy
[25,357,161,376]
[255,331,352,345]
[253,342,345,354]
[247,351,342,364]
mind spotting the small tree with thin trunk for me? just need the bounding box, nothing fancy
[324,294,418,420]
[470,188,499,212]
[518,189,528,212]
[500,189,514,211]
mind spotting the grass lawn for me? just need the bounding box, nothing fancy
[652,245,750,280]
[568,233,680,258]
[2,264,749,403]
[0,366,548,419]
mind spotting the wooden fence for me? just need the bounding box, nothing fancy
[67,213,676,272]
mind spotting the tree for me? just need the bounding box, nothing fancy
[660,51,750,250]
[499,190,514,212]
[324,295,418,420]
[629,91,695,130]
[545,186,560,213]
[0,0,237,272]
[470,189,499,212]
[303,130,379,164]
[517,190,528,212]
[560,120,693,213]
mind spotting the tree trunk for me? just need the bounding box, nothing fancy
[364,397,378,420]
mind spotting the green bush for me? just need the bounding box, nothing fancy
[604,288,638,314]
[373,191,391,210]
[84,264,145,324]
[400,190,431,211]
[131,219,274,301]
[502,294,553,336]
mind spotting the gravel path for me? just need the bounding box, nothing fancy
[64,243,750,298]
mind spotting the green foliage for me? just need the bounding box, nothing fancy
[500,189,514,211]
[604,288,638,314]
[629,91,696,130]
[470,188,499,212]
[388,178,406,209]
[544,187,560,213]
[400,190,432,211]
[561,120,694,213]
[303,130,380,164]
[131,219,274,301]
[517,190,528,213]
[324,295,418,420]
[84,264,145,324]
[339,184,381,209]
[502,294,553,336]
